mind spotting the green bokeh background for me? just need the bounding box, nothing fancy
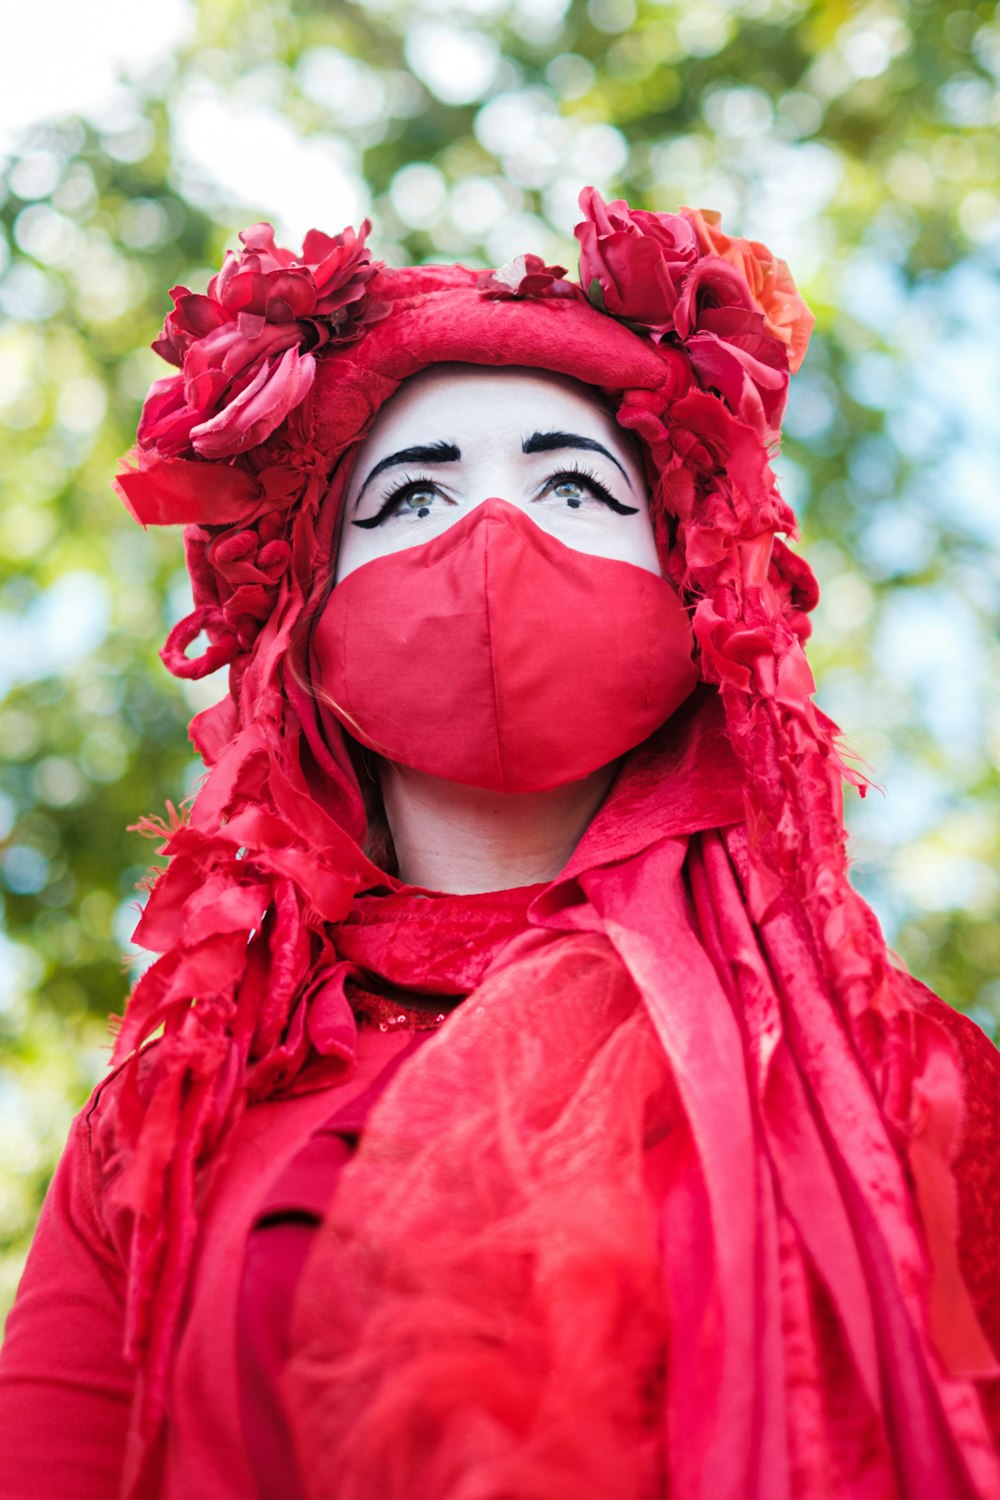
[2,0,999,1326]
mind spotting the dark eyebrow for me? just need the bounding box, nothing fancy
[522,430,632,489]
[353,441,461,508]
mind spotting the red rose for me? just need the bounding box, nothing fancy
[671,258,793,439]
[672,255,756,339]
[684,307,791,439]
[680,208,814,373]
[215,222,375,338]
[151,290,230,367]
[190,343,317,460]
[575,186,699,334]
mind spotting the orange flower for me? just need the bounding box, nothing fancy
[681,208,814,372]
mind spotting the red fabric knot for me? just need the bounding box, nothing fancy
[161,604,244,679]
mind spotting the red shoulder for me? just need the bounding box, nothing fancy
[911,986,1000,1432]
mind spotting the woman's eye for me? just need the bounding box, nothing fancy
[552,478,587,508]
[539,469,639,517]
[398,487,437,518]
[352,479,445,529]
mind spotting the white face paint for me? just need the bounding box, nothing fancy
[334,365,660,583]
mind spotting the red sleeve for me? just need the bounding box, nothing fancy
[0,1105,134,1499]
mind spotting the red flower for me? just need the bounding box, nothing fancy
[213,221,376,337]
[680,208,814,373]
[575,186,699,334]
[140,221,379,462]
[684,308,791,440]
[478,254,572,300]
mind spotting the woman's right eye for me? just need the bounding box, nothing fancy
[398,486,438,517]
[352,479,445,529]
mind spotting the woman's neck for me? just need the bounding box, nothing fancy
[379,760,618,894]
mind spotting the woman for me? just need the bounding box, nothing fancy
[1,189,998,1500]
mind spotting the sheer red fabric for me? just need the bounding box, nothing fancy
[288,934,674,1500]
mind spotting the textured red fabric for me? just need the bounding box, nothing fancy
[100,207,833,1458]
[1,993,997,1500]
[312,497,697,791]
[238,1034,436,1499]
[12,193,996,1496]
[286,847,1000,1499]
[285,701,1000,1498]
[289,934,676,1500]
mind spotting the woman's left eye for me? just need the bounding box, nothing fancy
[551,477,588,508]
[540,470,639,516]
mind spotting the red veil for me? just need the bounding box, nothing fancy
[111,193,1000,1495]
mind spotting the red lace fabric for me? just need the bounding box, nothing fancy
[287,933,675,1500]
[339,881,550,1030]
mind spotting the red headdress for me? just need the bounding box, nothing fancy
[111,189,998,1488]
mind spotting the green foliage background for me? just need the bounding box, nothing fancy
[2,0,999,1324]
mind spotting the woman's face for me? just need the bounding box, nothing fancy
[335,366,659,583]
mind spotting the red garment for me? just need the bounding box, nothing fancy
[2,701,999,1499]
[287,857,1000,1499]
[101,204,840,1473]
[238,1033,434,1498]
[1,986,997,1500]
[78,193,1000,1494]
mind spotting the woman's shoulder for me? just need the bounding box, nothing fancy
[909,982,1000,1106]
[904,981,1000,1197]
[906,981,1000,1411]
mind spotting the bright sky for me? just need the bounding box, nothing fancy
[0,0,371,244]
[0,0,192,148]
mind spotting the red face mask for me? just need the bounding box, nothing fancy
[311,497,698,793]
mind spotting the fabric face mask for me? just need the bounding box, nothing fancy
[311,496,698,793]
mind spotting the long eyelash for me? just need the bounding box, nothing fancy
[546,464,639,515]
[352,464,640,529]
[351,473,438,529]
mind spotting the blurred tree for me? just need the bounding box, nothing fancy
[2,0,998,1322]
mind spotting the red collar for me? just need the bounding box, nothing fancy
[337,689,743,1001]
